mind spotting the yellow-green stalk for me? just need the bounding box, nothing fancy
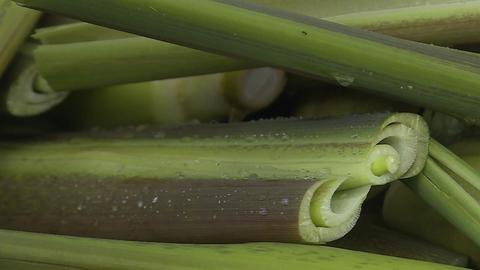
[405,140,480,247]
[53,68,285,129]
[14,0,480,123]
[0,229,467,270]
[0,0,40,77]
[384,182,480,267]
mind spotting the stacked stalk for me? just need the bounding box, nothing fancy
[0,0,40,77]
[0,229,467,270]
[384,183,480,267]
[405,140,480,247]
[14,0,480,123]
[0,113,429,243]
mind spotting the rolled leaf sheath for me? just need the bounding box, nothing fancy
[0,230,467,270]
[0,0,40,77]
[0,177,369,244]
[0,113,429,189]
[14,0,480,123]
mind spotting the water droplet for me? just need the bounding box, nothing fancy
[112,206,118,212]
[259,208,268,216]
[281,198,289,206]
[152,196,158,203]
[187,198,192,202]
[407,85,414,90]
[213,215,217,220]
[153,132,166,138]
[280,211,284,215]
[137,201,144,208]
[334,73,355,87]
[77,205,83,211]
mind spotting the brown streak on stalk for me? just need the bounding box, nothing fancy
[0,177,317,243]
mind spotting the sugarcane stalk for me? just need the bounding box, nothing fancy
[53,68,285,129]
[0,229,466,270]
[14,0,480,124]
[384,182,480,268]
[405,139,480,247]
[0,113,429,189]
[0,0,40,77]
[0,175,370,244]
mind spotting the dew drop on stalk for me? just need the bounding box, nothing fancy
[152,196,158,203]
[259,208,268,216]
[137,201,144,208]
[333,73,355,87]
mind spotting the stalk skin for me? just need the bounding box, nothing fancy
[0,229,468,270]
[13,0,480,123]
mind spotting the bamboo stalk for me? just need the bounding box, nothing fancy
[0,0,40,77]
[53,68,285,129]
[0,113,429,189]
[14,0,480,124]
[384,182,480,268]
[0,229,466,270]
[0,176,369,244]
[405,140,480,247]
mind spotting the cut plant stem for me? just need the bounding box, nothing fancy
[0,176,369,244]
[14,0,480,124]
[0,113,429,188]
[405,139,480,247]
[0,230,467,270]
[52,68,285,129]
[0,0,40,77]
[384,182,480,268]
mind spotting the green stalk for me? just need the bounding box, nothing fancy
[405,139,480,247]
[0,175,369,244]
[0,229,466,270]
[330,214,469,266]
[14,0,480,124]
[33,22,134,44]
[0,0,40,77]
[384,182,480,268]
[34,0,480,46]
[53,68,285,129]
[0,113,429,189]
[450,139,480,169]
[2,39,256,116]
[293,87,418,119]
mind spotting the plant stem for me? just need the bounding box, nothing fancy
[14,0,480,124]
[0,0,40,77]
[384,182,480,268]
[0,229,466,270]
[0,176,369,244]
[52,68,285,129]
[405,140,480,247]
[0,113,429,189]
